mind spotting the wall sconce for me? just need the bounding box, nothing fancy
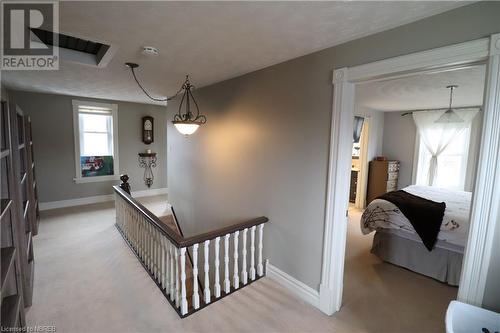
[138,150,157,187]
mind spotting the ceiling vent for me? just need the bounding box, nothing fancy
[30,28,114,67]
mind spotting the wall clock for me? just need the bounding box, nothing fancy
[142,116,154,144]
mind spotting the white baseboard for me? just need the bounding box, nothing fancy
[39,187,168,211]
[39,194,114,211]
[132,187,168,198]
[266,261,320,309]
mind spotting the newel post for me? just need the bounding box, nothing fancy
[120,174,131,194]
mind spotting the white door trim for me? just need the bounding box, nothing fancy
[457,34,500,306]
[319,35,498,315]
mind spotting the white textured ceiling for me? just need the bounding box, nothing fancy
[356,65,486,112]
[2,1,469,105]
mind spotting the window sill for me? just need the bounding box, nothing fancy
[73,175,120,184]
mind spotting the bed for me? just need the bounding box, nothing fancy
[361,185,472,285]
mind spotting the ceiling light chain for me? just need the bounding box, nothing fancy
[125,62,207,135]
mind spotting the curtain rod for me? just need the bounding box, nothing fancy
[400,105,482,116]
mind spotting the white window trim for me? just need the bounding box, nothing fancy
[72,100,120,183]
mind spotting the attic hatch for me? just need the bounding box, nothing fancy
[30,28,112,67]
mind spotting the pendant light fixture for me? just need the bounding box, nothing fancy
[125,62,206,136]
[435,85,464,123]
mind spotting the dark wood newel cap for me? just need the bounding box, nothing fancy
[119,174,131,194]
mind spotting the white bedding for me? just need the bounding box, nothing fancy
[361,185,471,247]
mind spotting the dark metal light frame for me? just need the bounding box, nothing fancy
[172,76,207,127]
[125,62,207,134]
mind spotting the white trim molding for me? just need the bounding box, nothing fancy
[458,33,500,306]
[132,187,169,198]
[319,67,354,315]
[266,261,320,309]
[74,175,120,184]
[347,38,489,83]
[39,188,168,211]
[39,194,114,211]
[321,35,498,316]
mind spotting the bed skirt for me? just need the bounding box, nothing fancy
[371,230,463,286]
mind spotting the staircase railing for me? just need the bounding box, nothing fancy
[113,175,269,318]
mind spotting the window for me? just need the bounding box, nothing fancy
[72,100,119,183]
[415,127,471,190]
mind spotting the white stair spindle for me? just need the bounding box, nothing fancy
[192,244,200,309]
[131,210,135,248]
[146,222,151,269]
[132,210,136,247]
[179,248,188,315]
[223,234,230,293]
[241,228,248,285]
[148,223,152,270]
[137,216,141,259]
[161,236,166,289]
[257,224,264,276]
[160,236,164,284]
[142,220,147,265]
[130,210,133,242]
[144,219,148,263]
[204,240,211,304]
[153,229,157,279]
[175,247,180,307]
[154,230,159,279]
[166,239,170,291]
[214,237,221,298]
[156,230,161,280]
[169,244,175,301]
[152,226,155,273]
[144,220,148,263]
[135,213,138,250]
[233,231,240,289]
[141,218,145,261]
[250,226,256,280]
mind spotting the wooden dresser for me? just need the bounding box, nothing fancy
[366,160,400,204]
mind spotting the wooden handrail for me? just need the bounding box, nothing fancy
[113,185,269,248]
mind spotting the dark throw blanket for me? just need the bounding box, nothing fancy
[377,190,446,251]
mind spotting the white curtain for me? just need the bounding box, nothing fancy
[413,109,479,186]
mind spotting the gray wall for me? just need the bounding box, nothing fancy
[382,111,417,189]
[7,90,168,202]
[167,1,500,293]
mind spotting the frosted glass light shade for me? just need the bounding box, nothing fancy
[173,122,200,136]
[435,109,464,123]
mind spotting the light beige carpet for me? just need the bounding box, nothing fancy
[26,197,456,332]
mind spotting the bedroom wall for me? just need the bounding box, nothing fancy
[5,90,168,203]
[167,1,500,291]
[382,111,417,189]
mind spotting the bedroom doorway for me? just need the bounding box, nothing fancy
[319,34,500,317]
[342,64,486,330]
